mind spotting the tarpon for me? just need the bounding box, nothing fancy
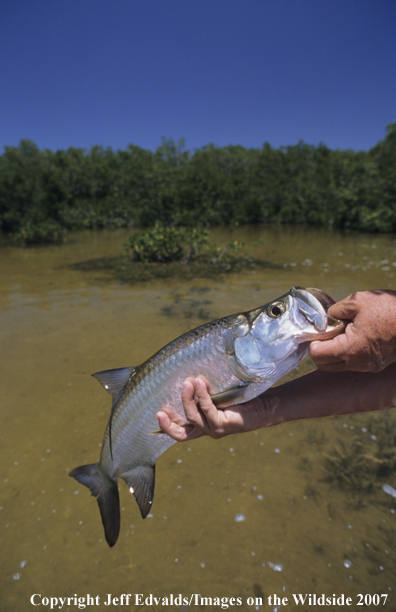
[70,286,344,546]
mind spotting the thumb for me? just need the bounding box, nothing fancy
[327,294,358,321]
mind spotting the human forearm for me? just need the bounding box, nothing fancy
[157,363,396,441]
[262,362,396,427]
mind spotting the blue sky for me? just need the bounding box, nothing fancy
[1,1,395,154]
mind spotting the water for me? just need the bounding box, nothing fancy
[1,226,396,610]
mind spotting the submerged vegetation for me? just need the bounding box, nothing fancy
[72,226,278,284]
[323,415,396,494]
[297,413,396,522]
[1,123,396,245]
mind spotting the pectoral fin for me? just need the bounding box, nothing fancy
[150,418,188,435]
[211,381,250,407]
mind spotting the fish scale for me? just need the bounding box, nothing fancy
[105,327,236,473]
[70,286,344,546]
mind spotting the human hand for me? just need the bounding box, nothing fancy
[156,377,270,441]
[310,290,396,373]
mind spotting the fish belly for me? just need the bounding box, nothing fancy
[101,330,239,477]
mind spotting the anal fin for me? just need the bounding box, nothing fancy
[119,464,155,518]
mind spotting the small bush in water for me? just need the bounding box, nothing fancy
[125,224,210,263]
[13,219,66,245]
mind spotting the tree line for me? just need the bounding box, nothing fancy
[0,123,395,244]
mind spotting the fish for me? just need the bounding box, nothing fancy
[69,286,344,546]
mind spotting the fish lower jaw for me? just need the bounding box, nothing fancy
[300,320,345,341]
[315,322,346,340]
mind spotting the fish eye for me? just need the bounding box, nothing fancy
[268,301,285,318]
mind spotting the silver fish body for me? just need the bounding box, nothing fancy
[70,286,344,546]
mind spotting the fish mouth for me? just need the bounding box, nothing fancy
[291,286,345,339]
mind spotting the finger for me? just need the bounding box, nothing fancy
[194,377,220,420]
[194,377,218,414]
[310,341,343,364]
[181,379,208,430]
[194,377,229,435]
[156,410,203,441]
[310,335,349,364]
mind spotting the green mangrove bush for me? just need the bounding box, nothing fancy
[1,124,396,244]
[125,224,210,263]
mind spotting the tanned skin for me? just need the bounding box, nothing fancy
[157,291,396,441]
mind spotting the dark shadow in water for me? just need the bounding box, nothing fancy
[68,255,281,285]
[161,297,213,321]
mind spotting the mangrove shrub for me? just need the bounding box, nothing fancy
[1,125,395,244]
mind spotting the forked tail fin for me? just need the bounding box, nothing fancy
[69,463,120,547]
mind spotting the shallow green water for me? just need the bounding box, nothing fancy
[1,226,396,611]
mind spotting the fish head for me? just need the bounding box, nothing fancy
[230,286,345,382]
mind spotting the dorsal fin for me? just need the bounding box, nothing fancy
[92,367,135,460]
[91,367,135,399]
